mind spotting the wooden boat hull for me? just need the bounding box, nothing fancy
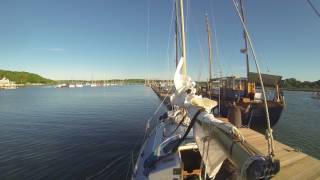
[218,100,284,129]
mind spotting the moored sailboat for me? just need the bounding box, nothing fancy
[200,0,284,130]
[133,0,281,179]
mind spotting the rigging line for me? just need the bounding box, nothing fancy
[208,1,223,78]
[189,13,206,82]
[126,87,175,178]
[142,87,171,141]
[125,158,131,180]
[185,0,191,61]
[146,0,151,58]
[126,109,161,180]
[125,151,135,180]
[85,154,128,180]
[232,0,275,156]
[209,6,223,116]
[307,0,320,18]
[103,161,128,180]
[208,1,223,114]
[166,0,176,80]
[146,0,151,81]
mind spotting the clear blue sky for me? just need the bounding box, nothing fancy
[0,0,319,81]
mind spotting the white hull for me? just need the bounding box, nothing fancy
[68,84,75,88]
[132,110,204,180]
[2,86,17,90]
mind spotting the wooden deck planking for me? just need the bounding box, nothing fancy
[239,128,320,179]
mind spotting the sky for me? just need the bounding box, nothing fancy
[0,0,319,81]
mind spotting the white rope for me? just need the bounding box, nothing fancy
[232,0,275,156]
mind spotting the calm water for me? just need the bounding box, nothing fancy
[0,86,319,179]
[273,91,320,159]
[0,85,166,180]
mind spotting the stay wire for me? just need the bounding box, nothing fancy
[232,0,275,156]
[307,0,320,19]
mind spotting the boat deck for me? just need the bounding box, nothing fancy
[148,84,320,179]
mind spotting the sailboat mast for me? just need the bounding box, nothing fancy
[239,0,249,79]
[205,14,213,80]
[179,0,187,75]
[175,0,179,68]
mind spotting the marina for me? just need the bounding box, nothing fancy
[0,0,319,179]
[0,86,319,179]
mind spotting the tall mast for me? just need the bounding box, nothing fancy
[205,14,213,80]
[239,0,249,79]
[175,0,179,68]
[179,0,187,75]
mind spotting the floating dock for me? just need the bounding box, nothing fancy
[148,84,320,179]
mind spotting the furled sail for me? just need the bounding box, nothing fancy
[170,57,280,179]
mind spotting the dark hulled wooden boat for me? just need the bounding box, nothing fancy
[200,73,284,130]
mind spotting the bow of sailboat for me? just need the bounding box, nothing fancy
[132,0,320,179]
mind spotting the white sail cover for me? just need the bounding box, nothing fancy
[170,57,194,107]
[194,121,226,178]
[193,112,238,178]
[170,56,236,178]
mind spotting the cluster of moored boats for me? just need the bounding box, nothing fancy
[55,82,117,88]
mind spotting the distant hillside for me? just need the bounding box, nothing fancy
[281,78,320,91]
[0,70,55,84]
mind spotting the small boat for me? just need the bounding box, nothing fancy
[3,86,17,90]
[75,83,83,88]
[311,91,320,99]
[90,83,97,87]
[68,84,75,88]
[55,84,67,88]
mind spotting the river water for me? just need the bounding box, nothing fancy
[0,86,319,179]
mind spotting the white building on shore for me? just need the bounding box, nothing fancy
[0,77,17,89]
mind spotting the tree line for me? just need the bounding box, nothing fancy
[281,78,320,90]
[0,70,54,84]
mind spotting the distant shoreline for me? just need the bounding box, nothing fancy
[282,88,320,92]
